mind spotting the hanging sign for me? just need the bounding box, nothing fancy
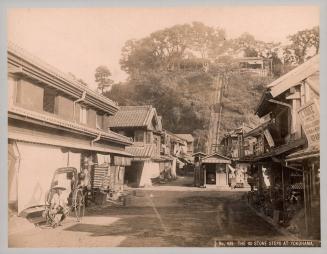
[298,99,320,149]
[263,129,275,148]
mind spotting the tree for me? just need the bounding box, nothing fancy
[120,22,226,76]
[95,66,114,94]
[285,26,319,64]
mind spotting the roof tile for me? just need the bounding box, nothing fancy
[107,105,153,128]
[126,144,158,159]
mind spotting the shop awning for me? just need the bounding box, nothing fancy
[253,138,306,161]
[285,147,320,162]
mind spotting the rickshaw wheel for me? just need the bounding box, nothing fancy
[74,189,85,222]
[44,189,57,226]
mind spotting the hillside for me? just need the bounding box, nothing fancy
[106,68,272,152]
[102,22,316,152]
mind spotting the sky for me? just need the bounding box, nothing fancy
[8,6,319,90]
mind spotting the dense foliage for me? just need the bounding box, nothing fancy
[103,23,319,152]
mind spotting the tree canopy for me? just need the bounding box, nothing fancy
[120,22,227,76]
[95,65,114,94]
[284,26,319,64]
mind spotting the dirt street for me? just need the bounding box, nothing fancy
[9,177,289,247]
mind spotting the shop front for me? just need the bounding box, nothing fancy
[286,149,320,239]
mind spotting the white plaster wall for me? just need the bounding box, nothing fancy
[139,161,160,187]
[16,142,81,213]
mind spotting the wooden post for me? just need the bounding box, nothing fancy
[281,166,285,223]
[311,162,316,195]
[203,168,206,186]
[226,164,229,187]
[303,168,309,236]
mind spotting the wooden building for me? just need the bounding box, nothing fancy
[237,57,272,77]
[161,130,190,177]
[7,43,133,214]
[244,54,320,238]
[107,105,169,187]
[201,153,231,188]
[175,134,194,156]
[220,124,253,159]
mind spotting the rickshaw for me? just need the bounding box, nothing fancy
[42,167,85,227]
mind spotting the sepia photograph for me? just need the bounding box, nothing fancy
[4,3,322,248]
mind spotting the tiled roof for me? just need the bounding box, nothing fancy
[164,131,185,144]
[9,105,132,145]
[175,134,194,142]
[107,105,154,128]
[126,144,159,159]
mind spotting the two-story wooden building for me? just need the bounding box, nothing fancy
[160,130,186,177]
[107,105,167,187]
[244,54,320,238]
[175,134,194,157]
[7,43,133,214]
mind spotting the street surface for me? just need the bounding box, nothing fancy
[9,176,289,247]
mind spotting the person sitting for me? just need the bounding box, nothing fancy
[49,186,69,227]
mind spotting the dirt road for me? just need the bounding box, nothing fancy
[9,179,288,247]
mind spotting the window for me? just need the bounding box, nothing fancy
[146,132,152,144]
[96,113,104,129]
[134,130,144,142]
[80,106,88,124]
[43,87,57,113]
